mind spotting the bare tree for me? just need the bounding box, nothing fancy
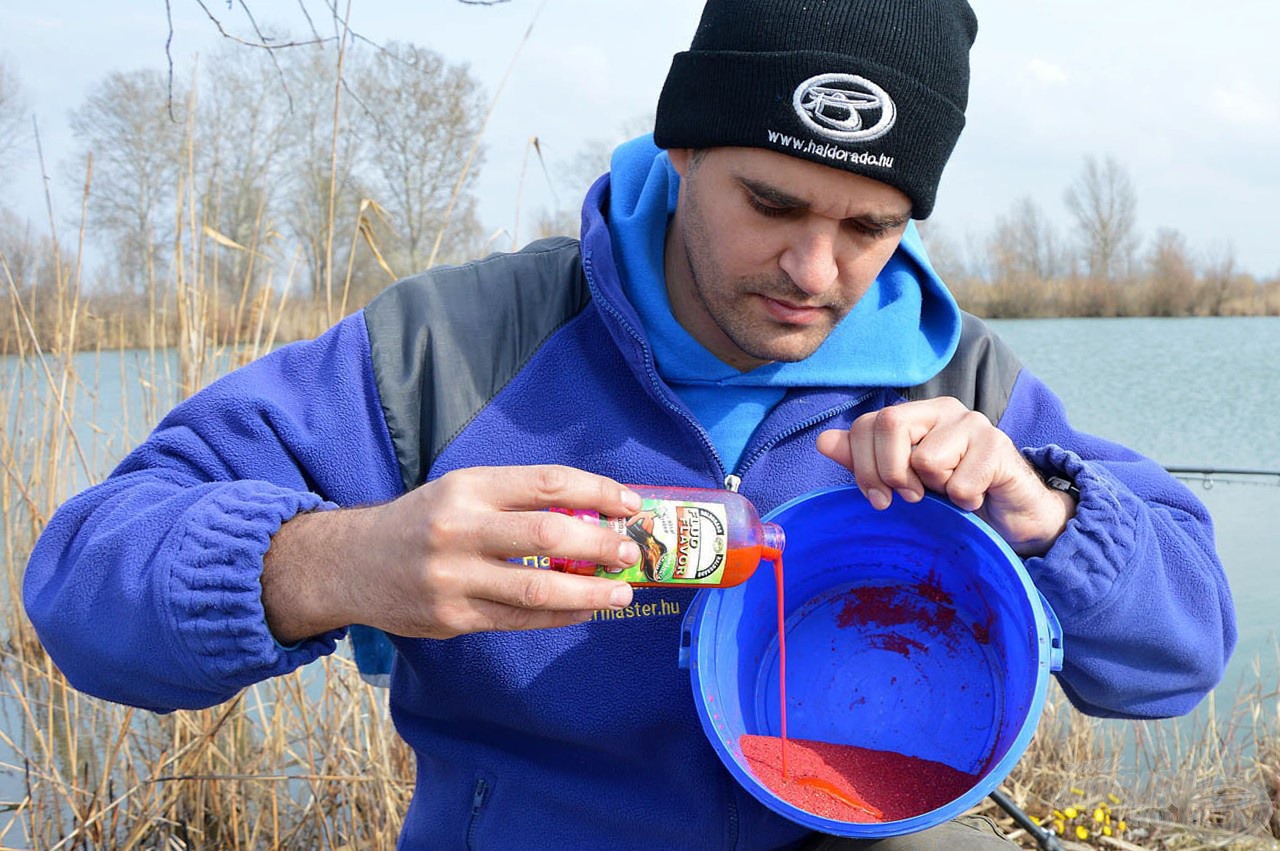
[1201,240,1238,316]
[68,69,188,293]
[1143,227,1197,316]
[195,47,296,304]
[0,58,27,184]
[990,196,1063,283]
[277,43,371,307]
[350,40,486,270]
[914,220,970,282]
[63,25,490,319]
[1064,155,1139,284]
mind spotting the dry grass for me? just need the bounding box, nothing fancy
[948,273,1280,320]
[0,25,550,847]
[981,666,1280,850]
[1,182,414,849]
[0,649,412,850]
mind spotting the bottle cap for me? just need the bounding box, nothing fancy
[762,522,785,560]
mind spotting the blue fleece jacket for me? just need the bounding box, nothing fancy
[23,140,1235,850]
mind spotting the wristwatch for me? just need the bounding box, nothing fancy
[1041,472,1080,502]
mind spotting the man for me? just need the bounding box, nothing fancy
[24,0,1234,848]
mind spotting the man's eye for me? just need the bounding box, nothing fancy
[847,218,904,239]
[745,194,793,218]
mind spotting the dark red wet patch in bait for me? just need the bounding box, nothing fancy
[868,633,927,657]
[972,621,990,644]
[739,734,980,823]
[835,583,957,640]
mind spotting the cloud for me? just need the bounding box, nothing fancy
[1211,85,1279,128]
[1027,58,1068,85]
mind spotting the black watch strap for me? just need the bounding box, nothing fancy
[1042,473,1080,502]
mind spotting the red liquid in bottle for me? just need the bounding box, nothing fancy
[543,485,784,588]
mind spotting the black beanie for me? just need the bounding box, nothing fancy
[653,0,978,219]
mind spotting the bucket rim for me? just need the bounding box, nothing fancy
[688,485,1059,837]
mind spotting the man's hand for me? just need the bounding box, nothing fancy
[261,466,644,644]
[815,397,1075,557]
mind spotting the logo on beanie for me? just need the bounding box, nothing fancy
[793,73,897,143]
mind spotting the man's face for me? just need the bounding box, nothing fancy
[664,147,913,371]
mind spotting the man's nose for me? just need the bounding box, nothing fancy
[778,226,839,295]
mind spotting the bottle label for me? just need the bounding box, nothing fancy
[601,498,729,583]
[536,499,730,583]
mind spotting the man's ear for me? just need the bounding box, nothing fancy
[667,148,693,178]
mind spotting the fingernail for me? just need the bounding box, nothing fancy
[621,488,642,512]
[898,488,922,503]
[610,584,632,608]
[619,540,641,565]
[866,488,891,509]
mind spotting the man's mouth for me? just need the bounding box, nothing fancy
[758,294,826,325]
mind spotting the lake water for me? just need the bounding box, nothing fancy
[988,316,1280,693]
[6,318,1276,683]
[2,316,1278,837]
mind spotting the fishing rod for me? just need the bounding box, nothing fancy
[985,464,1278,847]
[1166,466,1280,478]
[989,788,1066,851]
[1165,466,1280,489]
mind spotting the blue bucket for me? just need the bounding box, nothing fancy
[680,486,1062,838]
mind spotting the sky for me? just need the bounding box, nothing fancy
[2,0,1278,278]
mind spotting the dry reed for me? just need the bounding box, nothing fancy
[1,59,416,846]
[1,192,414,851]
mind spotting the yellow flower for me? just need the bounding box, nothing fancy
[1093,807,1106,822]
[1108,792,1121,804]
[1071,786,1085,796]
[1063,806,1079,819]
[1053,819,1065,835]
[1075,825,1090,840]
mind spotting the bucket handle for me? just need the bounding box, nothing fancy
[678,593,705,670]
[1036,589,1064,672]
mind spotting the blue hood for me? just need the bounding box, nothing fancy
[605,135,961,389]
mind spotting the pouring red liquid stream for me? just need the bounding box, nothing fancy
[743,547,985,824]
[774,553,880,819]
[773,554,788,778]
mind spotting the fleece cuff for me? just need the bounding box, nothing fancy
[1020,444,1148,617]
[169,480,345,694]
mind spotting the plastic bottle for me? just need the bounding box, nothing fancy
[539,485,785,588]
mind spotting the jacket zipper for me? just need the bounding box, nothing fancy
[726,784,741,849]
[466,777,490,850]
[732,390,877,485]
[590,283,728,482]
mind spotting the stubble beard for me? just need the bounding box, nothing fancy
[684,248,847,366]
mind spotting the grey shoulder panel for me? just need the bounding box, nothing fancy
[363,237,591,491]
[902,312,1023,422]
